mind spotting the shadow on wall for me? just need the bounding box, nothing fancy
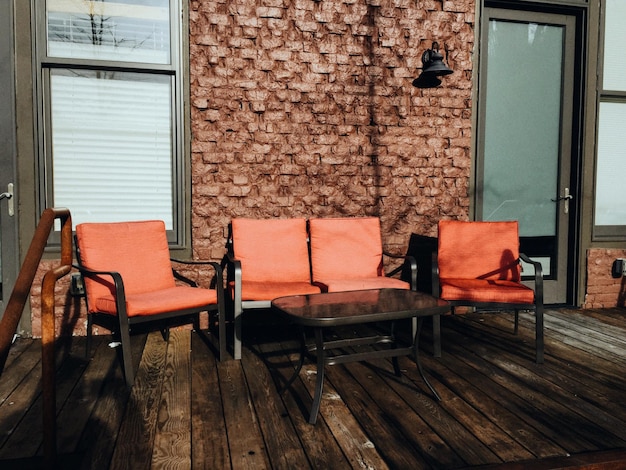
[618,276,626,308]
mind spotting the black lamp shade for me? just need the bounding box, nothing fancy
[414,42,453,88]
[421,45,453,76]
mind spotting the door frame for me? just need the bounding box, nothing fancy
[0,0,19,318]
[473,2,585,305]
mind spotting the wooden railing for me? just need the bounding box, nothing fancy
[0,207,73,467]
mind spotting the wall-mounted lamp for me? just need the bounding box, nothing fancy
[413,41,453,88]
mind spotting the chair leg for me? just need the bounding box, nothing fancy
[234,302,242,360]
[513,310,519,335]
[218,307,226,361]
[535,305,544,364]
[116,315,135,386]
[432,314,441,358]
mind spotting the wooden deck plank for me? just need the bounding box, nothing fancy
[330,357,463,469]
[481,313,626,436]
[190,331,229,469]
[436,317,574,458]
[75,335,145,470]
[299,362,391,470]
[455,323,626,447]
[255,329,354,470]
[377,355,507,467]
[240,347,311,469]
[0,335,92,459]
[402,353,536,464]
[109,331,168,470]
[218,358,272,469]
[0,341,42,456]
[151,329,192,469]
[443,312,626,452]
[257,322,391,470]
[55,337,118,457]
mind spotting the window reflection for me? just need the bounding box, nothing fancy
[46,0,170,64]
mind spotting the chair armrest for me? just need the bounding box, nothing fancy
[223,251,242,283]
[72,264,127,315]
[519,253,544,304]
[170,258,224,290]
[383,251,418,291]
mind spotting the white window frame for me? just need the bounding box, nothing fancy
[34,0,186,246]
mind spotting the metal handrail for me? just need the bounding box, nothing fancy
[0,207,72,468]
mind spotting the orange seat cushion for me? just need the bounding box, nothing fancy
[232,280,321,301]
[76,220,177,314]
[440,279,535,304]
[320,277,410,293]
[309,217,387,284]
[232,218,312,284]
[95,286,218,317]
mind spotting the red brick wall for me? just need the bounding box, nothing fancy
[584,249,626,308]
[188,0,474,259]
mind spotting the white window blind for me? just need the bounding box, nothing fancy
[51,69,174,228]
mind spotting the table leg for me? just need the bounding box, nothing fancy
[390,320,401,376]
[415,317,441,401]
[433,314,442,357]
[279,327,307,393]
[309,328,326,424]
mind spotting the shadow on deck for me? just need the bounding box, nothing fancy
[1,307,626,469]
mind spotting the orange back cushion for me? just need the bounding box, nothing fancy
[231,218,312,283]
[76,220,176,310]
[437,220,521,282]
[309,217,384,281]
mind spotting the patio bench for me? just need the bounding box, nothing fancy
[226,217,418,360]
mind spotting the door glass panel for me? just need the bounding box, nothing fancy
[481,19,564,277]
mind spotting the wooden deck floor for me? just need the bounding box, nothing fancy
[2,307,626,469]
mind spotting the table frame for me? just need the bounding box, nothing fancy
[271,289,449,424]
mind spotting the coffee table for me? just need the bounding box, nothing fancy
[271,288,450,424]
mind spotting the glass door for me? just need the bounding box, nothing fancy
[476,8,577,304]
[0,1,18,317]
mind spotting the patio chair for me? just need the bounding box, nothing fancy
[227,218,321,360]
[75,220,225,385]
[433,220,544,363]
[307,217,437,354]
[308,217,415,292]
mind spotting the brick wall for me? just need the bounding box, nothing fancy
[189,0,474,259]
[584,249,626,308]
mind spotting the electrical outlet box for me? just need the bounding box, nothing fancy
[70,272,85,296]
[611,259,626,278]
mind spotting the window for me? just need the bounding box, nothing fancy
[36,0,184,244]
[595,0,626,239]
